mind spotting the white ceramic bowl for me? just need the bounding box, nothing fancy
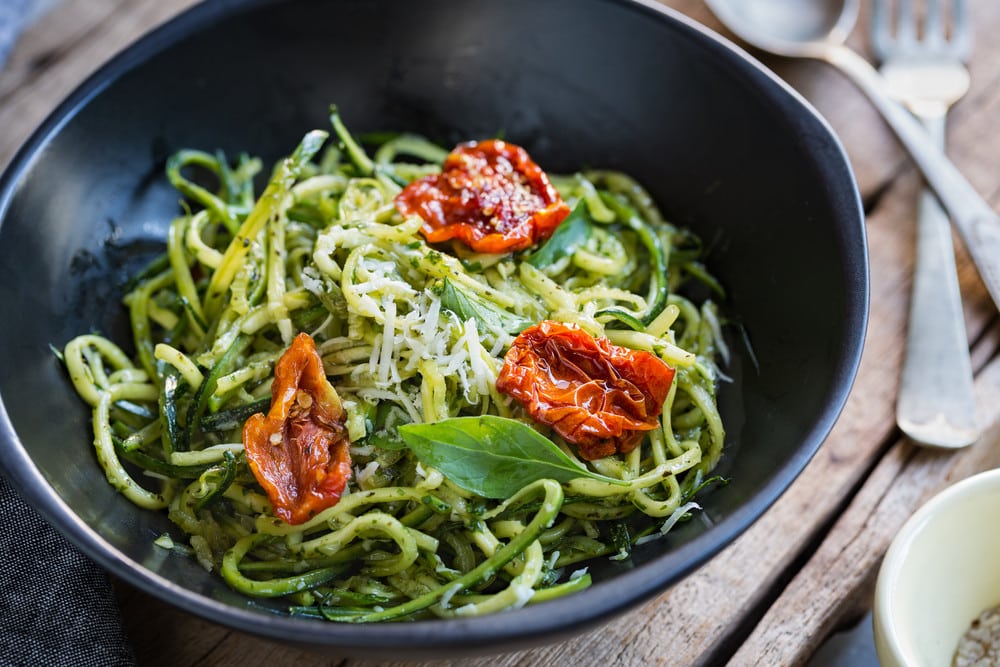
[874,468,1000,667]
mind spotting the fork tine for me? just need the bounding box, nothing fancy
[951,0,973,60]
[897,0,917,46]
[870,0,972,64]
[924,0,944,46]
[870,0,893,62]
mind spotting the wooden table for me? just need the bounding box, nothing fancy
[5,1,1000,665]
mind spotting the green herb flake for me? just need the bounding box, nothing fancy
[438,277,531,335]
[527,200,593,268]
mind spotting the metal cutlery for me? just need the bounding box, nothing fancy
[871,0,978,447]
[705,0,1000,315]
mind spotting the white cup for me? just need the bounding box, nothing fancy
[874,468,1000,666]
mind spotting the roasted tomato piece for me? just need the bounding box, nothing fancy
[496,321,675,461]
[243,333,351,524]
[394,139,570,254]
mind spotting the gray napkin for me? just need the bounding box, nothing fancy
[0,474,136,666]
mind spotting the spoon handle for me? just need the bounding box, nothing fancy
[826,45,1000,312]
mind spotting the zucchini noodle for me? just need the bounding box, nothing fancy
[63,112,729,621]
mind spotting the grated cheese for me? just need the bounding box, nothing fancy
[377,295,397,386]
[356,461,380,489]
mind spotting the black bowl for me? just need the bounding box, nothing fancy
[0,0,867,657]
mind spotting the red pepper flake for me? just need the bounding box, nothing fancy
[496,321,675,461]
[395,139,570,254]
[243,333,352,524]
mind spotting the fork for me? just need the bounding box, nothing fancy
[871,0,978,447]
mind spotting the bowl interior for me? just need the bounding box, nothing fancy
[0,0,866,655]
[875,469,1000,667]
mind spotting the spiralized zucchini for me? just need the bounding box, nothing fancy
[63,110,728,621]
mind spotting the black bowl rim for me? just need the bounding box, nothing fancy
[0,0,869,655]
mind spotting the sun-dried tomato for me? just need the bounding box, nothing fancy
[394,139,570,254]
[243,333,351,524]
[496,321,675,461]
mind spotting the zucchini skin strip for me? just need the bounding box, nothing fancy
[318,479,563,622]
[94,383,169,509]
[222,534,344,597]
[597,191,670,327]
[203,130,327,319]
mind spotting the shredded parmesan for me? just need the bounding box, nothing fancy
[356,461,380,489]
[377,295,397,386]
[439,583,463,610]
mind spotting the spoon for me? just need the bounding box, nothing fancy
[705,0,1000,316]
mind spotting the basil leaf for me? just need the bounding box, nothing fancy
[438,278,532,335]
[527,200,593,268]
[397,415,627,499]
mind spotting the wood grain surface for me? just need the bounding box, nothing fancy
[4,1,1000,666]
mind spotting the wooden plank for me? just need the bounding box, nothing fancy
[0,0,199,172]
[0,0,124,103]
[706,4,1000,662]
[722,16,1000,651]
[728,337,1000,667]
[112,584,335,667]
